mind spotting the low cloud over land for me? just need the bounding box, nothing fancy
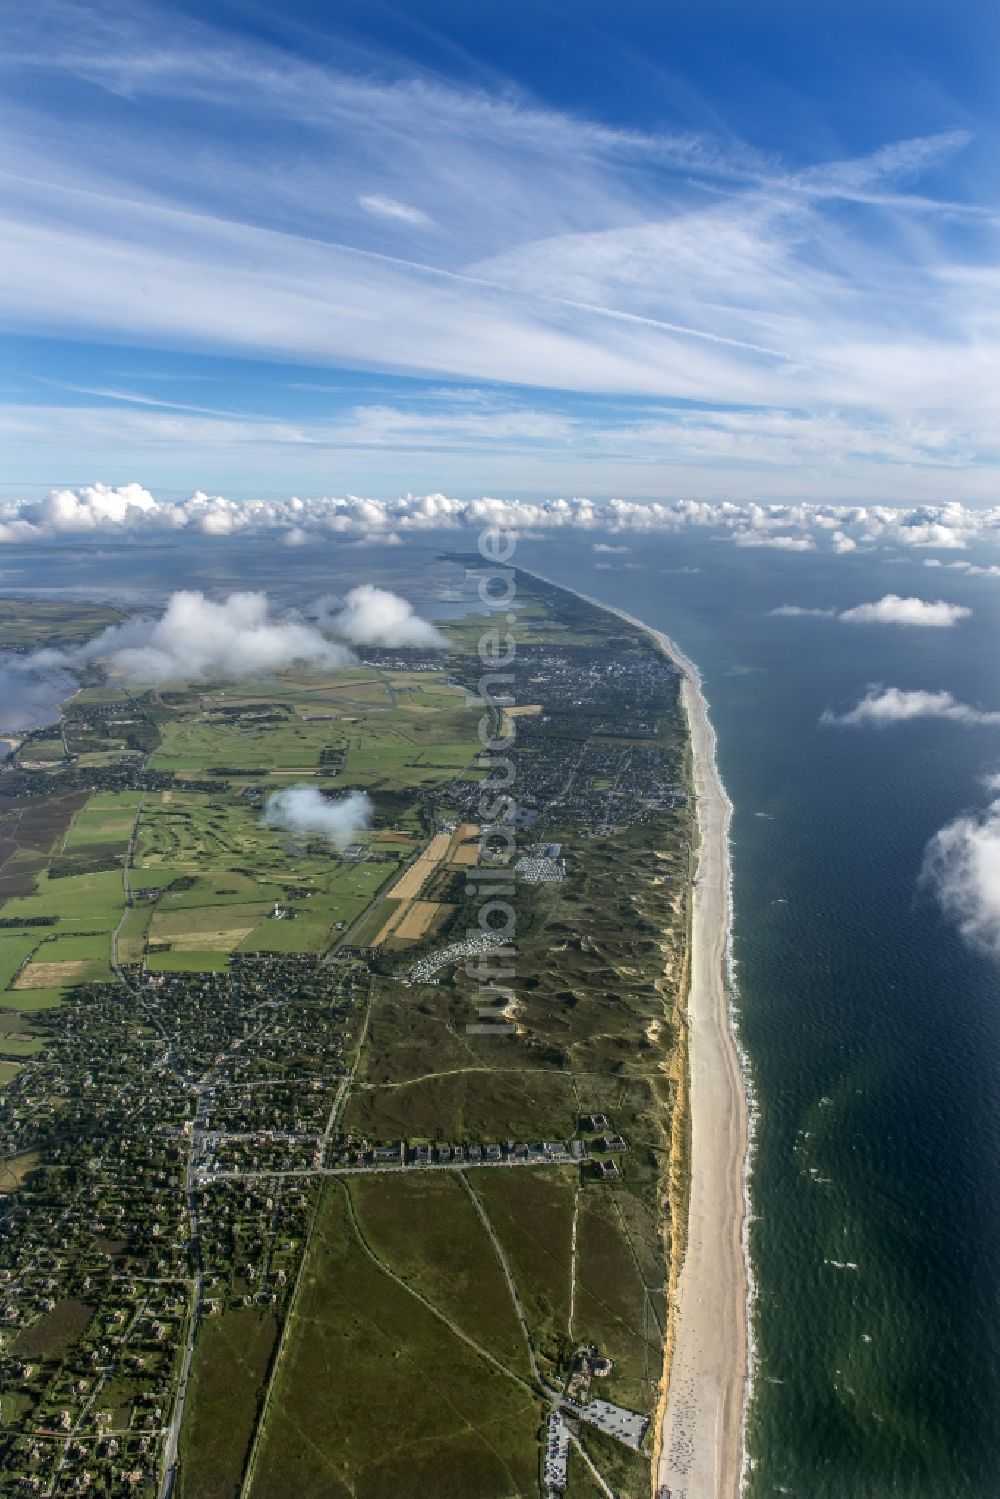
[260,785,373,849]
[23,590,351,685]
[921,793,1000,955]
[821,687,1000,729]
[322,586,446,647]
[104,591,350,684]
[15,584,444,690]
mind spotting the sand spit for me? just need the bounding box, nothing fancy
[520,570,750,1499]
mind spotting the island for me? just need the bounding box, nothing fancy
[0,565,744,1499]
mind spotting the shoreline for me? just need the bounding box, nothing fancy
[520,571,750,1498]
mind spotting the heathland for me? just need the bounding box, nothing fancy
[0,571,694,1499]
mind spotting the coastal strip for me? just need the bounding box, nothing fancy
[521,570,750,1498]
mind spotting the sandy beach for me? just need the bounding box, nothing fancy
[522,572,749,1498]
[652,636,748,1499]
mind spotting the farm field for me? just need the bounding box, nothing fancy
[0,662,481,989]
[0,868,125,1000]
[361,821,478,949]
[147,670,478,795]
[0,788,88,901]
[63,790,141,849]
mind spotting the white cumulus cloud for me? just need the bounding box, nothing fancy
[821,687,1000,729]
[323,585,447,647]
[2,487,1000,560]
[261,785,373,849]
[921,795,1000,955]
[774,594,971,626]
[837,594,971,627]
[86,590,352,684]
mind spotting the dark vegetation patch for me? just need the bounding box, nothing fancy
[179,1309,278,1499]
[249,1185,541,1499]
[13,1297,93,1358]
[349,1173,531,1375]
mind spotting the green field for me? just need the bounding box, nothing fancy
[179,1310,278,1499]
[0,598,122,650]
[0,1034,44,1058]
[146,949,231,973]
[131,790,402,958]
[0,934,44,990]
[0,988,65,1011]
[63,791,141,849]
[349,1172,533,1376]
[146,677,478,794]
[0,870,124,929]
[248,1184,542,1499]
[472,1168,576,1369]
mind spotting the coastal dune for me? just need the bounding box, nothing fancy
[522,572,749,1498]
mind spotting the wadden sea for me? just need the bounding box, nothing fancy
[5,532,999,1496]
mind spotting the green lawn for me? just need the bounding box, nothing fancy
[0,988,65,1011]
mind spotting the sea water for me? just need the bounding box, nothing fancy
[522,532,1000,1499]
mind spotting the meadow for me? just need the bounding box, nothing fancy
[179,1310,278,1499]
[248,1183,543,1499]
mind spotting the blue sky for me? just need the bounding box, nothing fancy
[2,0,999,502]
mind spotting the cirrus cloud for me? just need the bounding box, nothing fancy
[769,604,836,617]
[358,194,433,227]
